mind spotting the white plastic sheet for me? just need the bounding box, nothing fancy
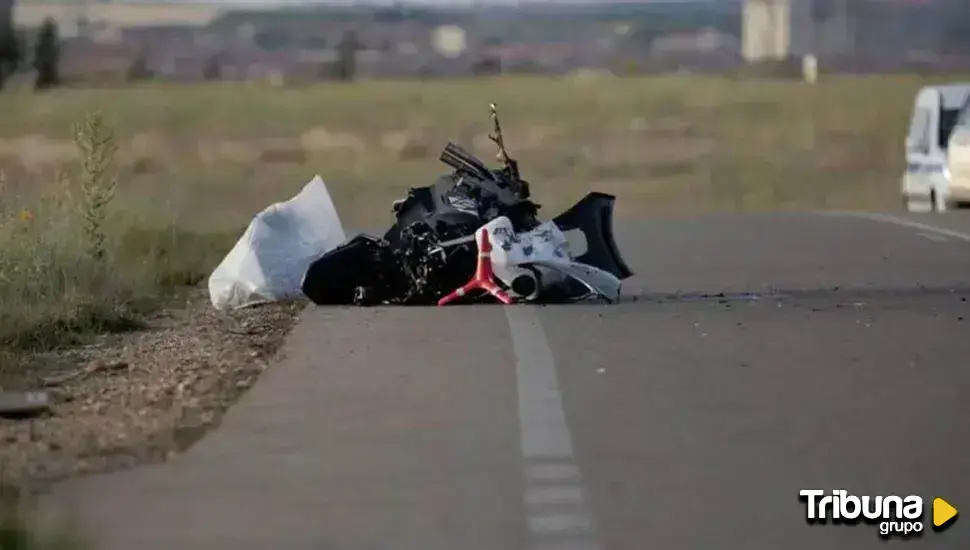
[208,175,346,310]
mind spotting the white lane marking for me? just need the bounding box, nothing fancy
[508,308,575,460]
[528,514,594,535]
[524,486,586,506]
[505,306,602,549]
[524,463,582,482]
[534,541,601,550]
[918,231,950,242]
[820,211,970,242]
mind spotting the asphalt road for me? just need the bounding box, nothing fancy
[42,211,970,550]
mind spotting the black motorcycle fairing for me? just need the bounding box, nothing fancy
[301,234,403,306]
[552,192,633,281]
[384,171,540,245]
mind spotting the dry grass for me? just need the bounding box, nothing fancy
[0,111,236,353]
[0,73,961,353]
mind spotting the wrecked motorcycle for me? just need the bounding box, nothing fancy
[301,104,632,306]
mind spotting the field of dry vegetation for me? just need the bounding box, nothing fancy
[0,73,958,494]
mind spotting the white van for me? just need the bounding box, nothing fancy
[944,93,970,209]
[902,84,970,212]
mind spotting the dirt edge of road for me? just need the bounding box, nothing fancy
[0,289,305,490]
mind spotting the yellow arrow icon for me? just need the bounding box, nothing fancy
[933,497,958,528]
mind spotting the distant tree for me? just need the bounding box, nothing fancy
[0,31,17,87]
[470,55,501,76]
[202,53,223,81]
[334,30,359,82]
[33,17,59,90]
[0,3,18,89]
[125,51,153,82]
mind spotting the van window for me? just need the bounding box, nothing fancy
[956,97,970,128]
[939,108,962,149]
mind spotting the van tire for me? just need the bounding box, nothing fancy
[930,189,948,213]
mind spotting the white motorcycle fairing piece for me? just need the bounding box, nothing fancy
[480,216,622,303]
[522,259,622,303]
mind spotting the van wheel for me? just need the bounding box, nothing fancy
[930,189,947,213]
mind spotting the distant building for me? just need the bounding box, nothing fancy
[742,0,854,62]
[13,2,223,36]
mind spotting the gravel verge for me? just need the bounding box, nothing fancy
[0,289,304,489]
